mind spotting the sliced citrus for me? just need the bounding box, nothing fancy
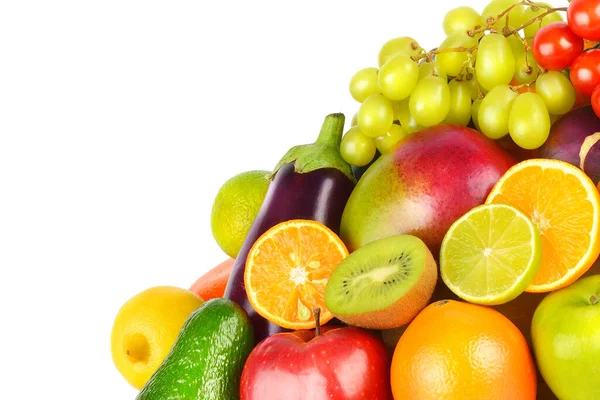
[440,203,542,305]
[244,219,349,329]
[486,158,600,293]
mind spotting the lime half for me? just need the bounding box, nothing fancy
[440,203,542,305]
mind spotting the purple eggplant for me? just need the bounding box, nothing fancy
[224,113,356,342]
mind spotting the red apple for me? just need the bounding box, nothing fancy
[240,324,392,400]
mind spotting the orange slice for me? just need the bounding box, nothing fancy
[244,219,349,329]
[486,159,600,293]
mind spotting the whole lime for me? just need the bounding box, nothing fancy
[211,170,270,258]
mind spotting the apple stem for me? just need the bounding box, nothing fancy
[591,295,599,305]
[313,308,321,336]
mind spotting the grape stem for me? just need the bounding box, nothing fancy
[412,1,567,64]
[510,82,535,92]
[413,45,477,63]
[502,6,567,37]
[517,34,533,74]
[456,55,474,82]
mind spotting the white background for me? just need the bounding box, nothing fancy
[0,0,505,398]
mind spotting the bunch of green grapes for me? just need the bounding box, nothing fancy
[341,0,575,168]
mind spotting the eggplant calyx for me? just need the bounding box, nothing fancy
[272,113,356,183]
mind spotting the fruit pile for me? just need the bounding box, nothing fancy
[110,1,600,399]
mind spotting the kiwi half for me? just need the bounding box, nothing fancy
[324,234,437,330]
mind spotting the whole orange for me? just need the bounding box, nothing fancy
[390,300,537,400]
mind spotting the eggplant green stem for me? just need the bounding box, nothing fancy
[272,113,356,183]
[315,113,345,149]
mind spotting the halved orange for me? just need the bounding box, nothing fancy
[244,219,349,329]
[486,159,600,293]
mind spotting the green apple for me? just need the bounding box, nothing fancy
[531,275,600,400]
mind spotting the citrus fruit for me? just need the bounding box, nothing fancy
[244,219,348,329]
[189,258,234,300]
[211,170,270,258]
[440,203,542,305]
[390,300,537,400]
[110,286,203,389]
[486,158,600,292]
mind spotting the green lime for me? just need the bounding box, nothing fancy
[211,170,270,258]
[440,203,542,305]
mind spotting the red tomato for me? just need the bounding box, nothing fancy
[592,85,600,118]
[570,49,600,96]
[573,90,592,110]
[532,22,584,71]
[568,0,600,41]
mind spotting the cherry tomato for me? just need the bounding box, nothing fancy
[570,49,600,96]
[592,85,600,118]
[568,0,600,41]
[573,90,592,110]
[532,22,584,71]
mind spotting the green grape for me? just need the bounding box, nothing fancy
[513,50,539,84]
[508,92,551,149]
[378,37,422,68]
[409,75,451,127]
[391,101,402,121]
[482,0,521,30]
[418,61,448,82]
[478,84,518,139]
[445,79,473,126]
[350,67,380,103]
[357,94,394,138]
[395,99,423,134]
[535,71,576,115]
[465,75,480,100]
[340,126,377,167]
[475,33,515,91]
[375,124,410,154]
[443,6,484,37]
[351,112,358,126]
[522,3,563,40]
[508,4,528,28]
[378,55,419,101]
[471,98,483,130]
[506,32,525,56]
[437,33,478,77]
[504,32,538,84]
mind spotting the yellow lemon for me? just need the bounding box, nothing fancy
[110,286,203,389]
[211,170,270,258]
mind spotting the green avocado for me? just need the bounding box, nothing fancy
[137,298,254,400]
